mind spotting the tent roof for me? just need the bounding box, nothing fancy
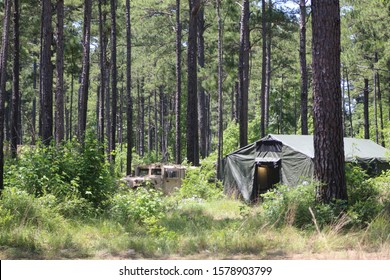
[257,134,389,162]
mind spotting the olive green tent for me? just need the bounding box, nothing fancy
[222,134,390,202]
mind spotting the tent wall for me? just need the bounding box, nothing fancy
[223,134,389,202]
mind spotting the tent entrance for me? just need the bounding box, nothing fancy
[253,158,281,200]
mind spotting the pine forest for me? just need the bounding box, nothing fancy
[0,0,390,260]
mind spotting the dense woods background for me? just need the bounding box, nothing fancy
[0,0,390,260]
[0,0,389,173]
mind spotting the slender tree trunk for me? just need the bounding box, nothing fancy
[32,59,37,144]
[216,0,223,180]
[264,0,272,131]
[109,0,118,163]
[0,0,12,193]
[363,78,370,139]
[140,92,145,157]
[239,0,250,147]
[78,0,92,142]
[260,0,266,138]
[148,95,152,152]
[125,0,133,175]
[55,0,65,144]
[70,74,74,140]
[98,0,106,145]
[345,68,353,137]
[41,0,53,145]
[175,0,182,164]
[299,0,309,135]
[375,52,385,147]
[159,86,166,157]
[11,0,20,158]
[312,0,347,203]
[373,71,379,143]
[197,6,207,159]
[154,89,158,159]
[186,0,200,165]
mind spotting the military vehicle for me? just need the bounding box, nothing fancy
[122,163,186,194]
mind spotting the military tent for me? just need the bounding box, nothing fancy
[222,134,390,202]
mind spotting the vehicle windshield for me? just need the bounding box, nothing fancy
[138,168,149,177]
[166,169,178,178]
[151,168,162,175]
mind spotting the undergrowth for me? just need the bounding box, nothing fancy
[0,144,389,259]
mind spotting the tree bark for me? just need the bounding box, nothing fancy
[265,0,272,131]
[11,0,20,158]
[175,0,182,164]
[239,0,250,147]
[109,0,118,163]
[55,0,65,144]
[312,0,347,203]
[363,78,370,139]
[197,6,207,159]
[98,0,106,145]
[78,0,92,142]
[345,68,353,137]
[186,0,200,165]
[260,0,266,138]
[41,0,53,145]
[299,0,309,135]
[32,59,37,144]
[216,0,223,180]
[125,0,133,175]
[374,52,385,147]
[0,0,11,192]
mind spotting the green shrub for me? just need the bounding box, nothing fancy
[345,163,383,226]
[261,183,316,228]
[178,156,222,201]
[109,187,166,224]
[4,133,115,208]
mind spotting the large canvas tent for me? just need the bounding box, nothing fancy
[223,134,390,202]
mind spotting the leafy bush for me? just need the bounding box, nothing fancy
[109,187,166,224]
[345,163,383,226]
[178,155,222,201]
[261,183,317,228]
[5,133,115,208]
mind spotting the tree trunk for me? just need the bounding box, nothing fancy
[159,86,165,158]
[109,0,118,163]
[239,0,250,147]
[125,0,133,175]
[216,0,223,180]
[32,59,37,144]
[299,0,309,135]
[55,0,65,144]
[312,0,347,203]
[375,52,385,147]
[41,0,53,145]
[0,0,11,193]
[345,68,353,137]
[154,89,158,159]
[197,6,207,159]
[186,0,200,165]
[78,0,92,142]
[363,78,370,139]
[175,0,182,164]
[11,0,20,158]
[260,0,266,138]
[265,0,272,131]
[98,0,106,145]
[70,74,74,140]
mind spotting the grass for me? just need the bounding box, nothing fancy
[1,196,390,260]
